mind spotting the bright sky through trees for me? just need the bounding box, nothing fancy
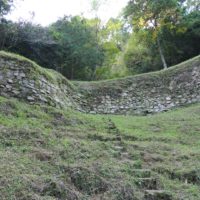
[7,0,129,26]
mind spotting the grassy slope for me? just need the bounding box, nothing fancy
[0,51,200,199]
[74,55,200,91]
[0,96,199,200]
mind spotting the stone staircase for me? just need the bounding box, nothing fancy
[108,119,173,200]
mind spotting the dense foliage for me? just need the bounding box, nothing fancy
[122,0,200,74]
[50,16,104,80]
[0,0,199,80]
[0,0,13,18]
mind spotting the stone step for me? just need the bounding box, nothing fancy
[144,190,172,200]
[120,152,129,157]
[115,140,126,147]
[131,169,151,178]
[115,136,122,141]
[135,178,157,190]
[113,146,124,151]
[120,159,142,169]
[120,158,136,164]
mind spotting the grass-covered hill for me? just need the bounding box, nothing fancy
[0,95,200,200]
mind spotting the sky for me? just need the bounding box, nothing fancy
[7,0,129,26]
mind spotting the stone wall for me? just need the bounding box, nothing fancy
[76,56,200,115]
[0,51,200,115]
[0,52,82,110]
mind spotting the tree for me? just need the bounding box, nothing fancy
[0,16,105,80]
[0,0,13,18]
[160,9,200,65]
[88,0,108,79]
[124,0,183,69]
[90,0,108,17]
[95,18,127,79]
[186,0,200,11]
[123,31,155,74]
[0,19,18,50]
[50,16,104,80]
[12,21,58,69]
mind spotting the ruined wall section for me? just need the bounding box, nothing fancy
[0,53,82,110]
[77,56,200,115]
[0,51,199,115]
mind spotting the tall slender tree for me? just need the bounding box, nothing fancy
[124,0,183,69]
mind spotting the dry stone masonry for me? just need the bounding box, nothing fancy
[77,57,200,115]
[0,51,200,115]
[0,53,81,110]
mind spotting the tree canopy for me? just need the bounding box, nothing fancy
[0,0,199,80]
[0,0,13,18]
[120,0,200,74]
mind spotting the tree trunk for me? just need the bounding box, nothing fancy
[157,37,167,69]
[71,66,74,80]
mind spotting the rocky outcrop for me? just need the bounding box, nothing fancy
[0,51,200,115]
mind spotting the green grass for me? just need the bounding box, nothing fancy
[0,96,200,199]
[73,54,200,91]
